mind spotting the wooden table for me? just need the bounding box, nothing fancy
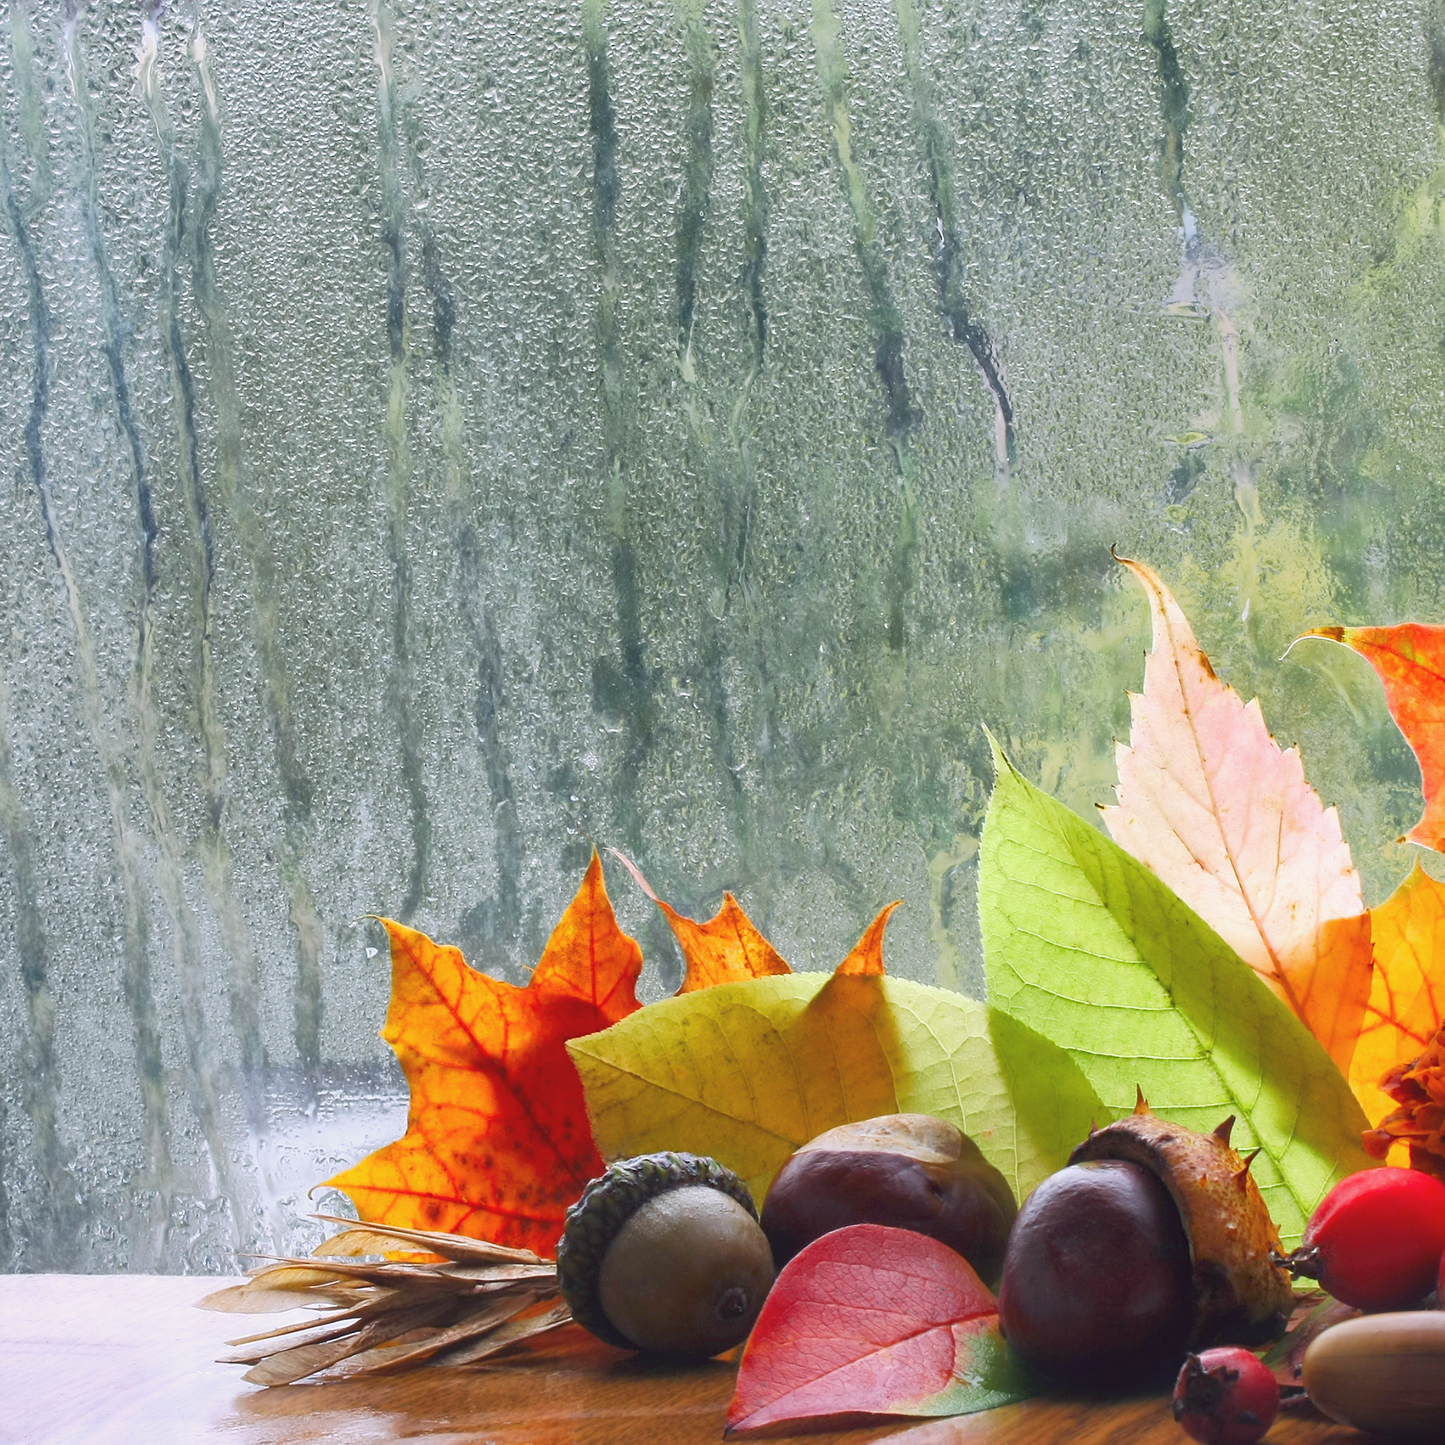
[0,1277,1382,1445]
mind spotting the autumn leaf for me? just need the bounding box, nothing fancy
[726,1224,1035,1434]
[981,735,1372,1246]
[608,848,790,991]
[1298,623,1445,851]
[1350,863,1445,1132]
[1257,1292,1358,1387]
[1362,1020,1445,1179]
[835,900,901,975]
[569,969,1104,1207]
[325,852,642,1256]
[1102,556,1372,1072]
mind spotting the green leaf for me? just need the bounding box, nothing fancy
[979,735,1371,1246]
[568,971,1104,1206]
[916,1320,1040,1416]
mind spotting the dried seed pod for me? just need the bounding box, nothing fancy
[1067,1092,1294,1348]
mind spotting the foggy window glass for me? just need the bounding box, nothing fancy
[0,0,1438,1269]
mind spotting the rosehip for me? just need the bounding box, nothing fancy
[1278,1167,1445,1312]
[1172,1348,1280,1445]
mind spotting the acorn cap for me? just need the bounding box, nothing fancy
[556,1152,758,1349]
[1068,1093,1295,1348]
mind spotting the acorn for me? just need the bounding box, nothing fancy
[556,1152,775,1358]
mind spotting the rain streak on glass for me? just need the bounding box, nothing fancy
[0,0,1438,1267]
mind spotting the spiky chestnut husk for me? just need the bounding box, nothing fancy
[1068,1091,1294,1348]
[556,1152,759,1349]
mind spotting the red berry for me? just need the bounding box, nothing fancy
[1280,1167,1445,1312]
[1172,1348,1279,1445]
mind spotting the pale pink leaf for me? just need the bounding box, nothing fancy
[1101,556,1372,1072]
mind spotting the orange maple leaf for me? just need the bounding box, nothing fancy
[1102,556,1373,1072]
[325,852,642,1256]
[609,848,900,984]
[1298,624,1445,853]
[608,849,791,991]
[834,900,902,975]
[1349,862,1445,1137]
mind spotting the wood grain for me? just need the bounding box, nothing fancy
[0,1277,1371,1445]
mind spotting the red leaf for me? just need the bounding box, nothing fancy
[727,1224,1030,1435]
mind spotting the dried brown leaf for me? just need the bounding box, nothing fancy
[207,1200,565,1383]
[311,1233,444,1261]
[439,1300,573,1366]
[223,1317,365,1366]
[244,1256,482,1291]
[240,1262,363,1288]
[433,1263,556,1284]
[196,1284,335,1315]
[241,1301,453,1387]
[310,1214,544,1266]
[339,1291,544,1377]
[223,1307,365,1349]
[321,1333,444,1378]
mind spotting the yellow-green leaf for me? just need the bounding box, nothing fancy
[980,735,1371,1246]
[568,972,1104,1206]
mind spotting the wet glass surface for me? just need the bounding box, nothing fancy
[0,0,1441,1268]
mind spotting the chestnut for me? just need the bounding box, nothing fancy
[996,1096,1295,1392]
[759,1114,1017,1283]
[997,1158,1195,1389]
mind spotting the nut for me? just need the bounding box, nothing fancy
[997,1157,1195,1387]
[1068,1092,1294,1348]
[1302,1311,1445,1435]
[556,1152,773,1358]
[760,1114,1017,1282]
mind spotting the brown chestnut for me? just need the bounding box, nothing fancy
[997,1158,1194,1390]
[759,1114,1017,1283]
